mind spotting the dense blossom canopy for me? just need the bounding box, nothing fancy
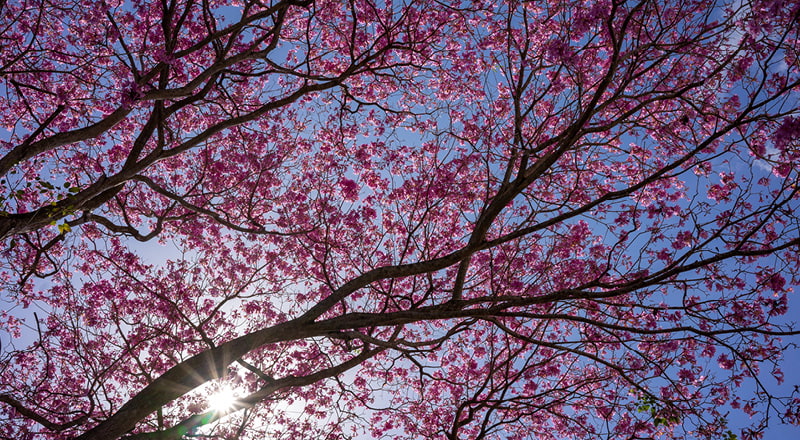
[0,0,799,439]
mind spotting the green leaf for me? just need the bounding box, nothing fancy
[723,430,738,440]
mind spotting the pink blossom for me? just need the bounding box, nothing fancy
[339,178,360,201]
[718,354,736,370]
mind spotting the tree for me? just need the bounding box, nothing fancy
[0,0,799,438]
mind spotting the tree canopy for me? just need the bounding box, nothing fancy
[1,0,799,439]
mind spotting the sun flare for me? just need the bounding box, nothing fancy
[208,387,239,413]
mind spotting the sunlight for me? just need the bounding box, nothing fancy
[208,386,239,413]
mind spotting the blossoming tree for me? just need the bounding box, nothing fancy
[1,0,799,439]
